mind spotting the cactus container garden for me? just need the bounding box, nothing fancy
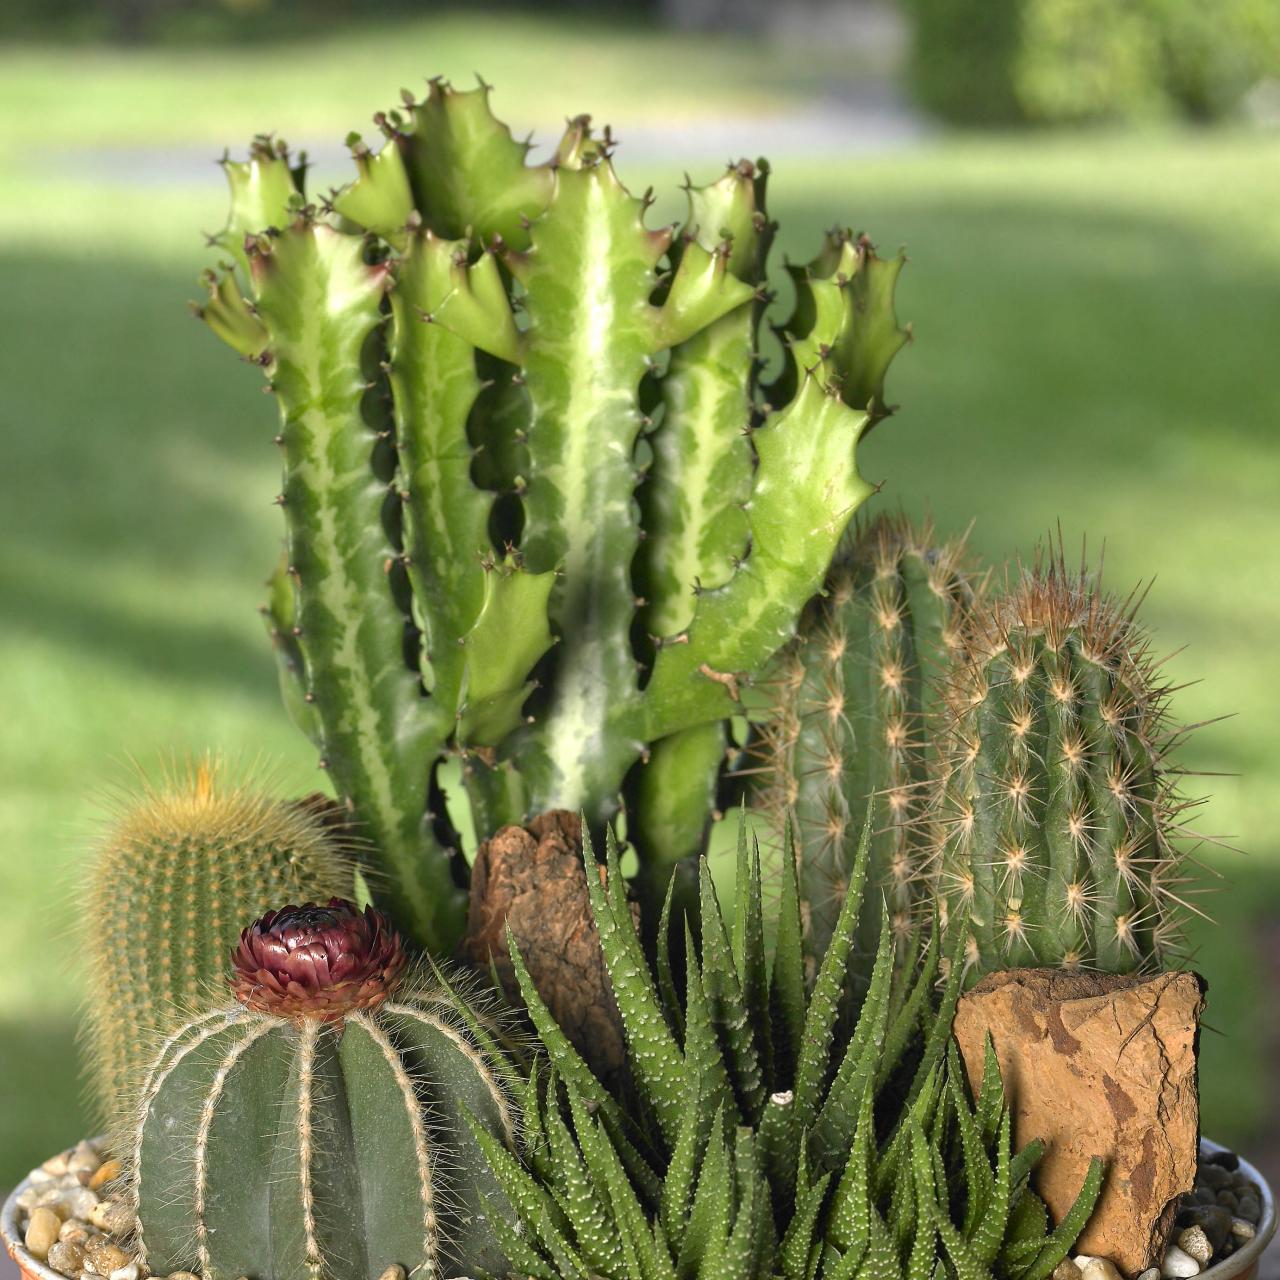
[3,77,1273,1280]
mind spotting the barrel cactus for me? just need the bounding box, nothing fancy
[83,760,353,1129]
[757,516,977,968]
[129,899,516,1280]
[196,78,909,950]
[930,546,1194,976]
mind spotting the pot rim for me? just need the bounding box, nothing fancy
[2,1136,1274,1280]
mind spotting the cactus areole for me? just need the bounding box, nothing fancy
[197,79,909,951]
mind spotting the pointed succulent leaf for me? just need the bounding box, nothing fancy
[780,1170,831,1280]
[430,247,524,365]
[1013,1159,1105,1280]
[682,921,735,1120]
[769,820,807,1085]
[194,267,268,358]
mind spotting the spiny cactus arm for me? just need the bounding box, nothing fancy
[193,266,268,358]
[214,138,306,277]
[332,129,414,246]
[388,230,521,722]
[399,80,556,247]
[640,235,907,742]
[245,219,465,952]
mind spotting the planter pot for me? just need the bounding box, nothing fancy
[2,1137,1275,1280]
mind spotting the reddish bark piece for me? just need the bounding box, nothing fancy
[953,968,1205,1277]
[464,810,628,1081]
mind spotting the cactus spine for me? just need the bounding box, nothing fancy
[130,909,516,1280]
[198,80,909,948]
[83,762,352,1129]
[759,517,975,967]
[932,547,1194,976]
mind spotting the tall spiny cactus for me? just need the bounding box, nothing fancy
[83,760,353,1131]
[929,543,1199,977]
[197,80,909,950]
[476,816,1104,1280]
[130,900,517,1280]
[757,516,976,970]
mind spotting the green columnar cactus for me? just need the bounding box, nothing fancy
[130,901,516,1280]
[931,547,1193,977]
[476,817,1103,1280]
[758,517,976,969]
[197,80,909,950]
[83,761,353,1130]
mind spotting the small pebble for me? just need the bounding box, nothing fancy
[15,1186,40,1212]
[84,1237,132,1275]
[377,1269,406,1280]
[46,1240,86,1276]
[1191,1187,1217,1207]
[1161,1244,1201,1278]
[25,1206,62,1259]
[68,1142,102,1181]
[1137,1270,1160,1280]
[1206,1150,1240,1172]
[1183,1205,1232,1252]
[1236,1192,1261,1224]
[90,1158,123,1191]
[41,1151,71,1177]
[1231,1217,1256,1241]
[1176,1227,1212,1267]
[166,1273,200,1279]
[1082,1259,1123,1280]
[59,1219,91,1245]
[28,1166,56,1186]
[1052,1262,1083,1280]
[1199,1164,1232,1191]
[109,1264,140,1280]
[89,1198,135,1235]
[1073,1258,1096,1269]
[1215,1189,1239,1210]
[62,1186,100,1219]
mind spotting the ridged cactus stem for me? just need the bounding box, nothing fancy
[931,546,1197,976]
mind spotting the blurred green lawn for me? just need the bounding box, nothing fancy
[2,14,1278,1186]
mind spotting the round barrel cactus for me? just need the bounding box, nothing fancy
[129,900,516,1280]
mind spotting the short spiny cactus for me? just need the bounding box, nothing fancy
[930,545,1198,977]
[477,816,1103,1280]
[197,79,909,949]
[83,760,354,1131]
[758,516,977,969]
[130,899,517,1280]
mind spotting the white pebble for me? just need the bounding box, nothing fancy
[15,1187,40,1212]
[1138,1270,1160,1280]
[1161,1245,1201,1278]
[41,1152,70,1177]
[109,1265,140,1280]
[1177,1226,1213,1266]
[28,1167,55,1186]
[1074,1258,1096,1269]
[1052,1262,1083,1280]
[1230,1217,1256,1241]
[1082,1260,1123,1280]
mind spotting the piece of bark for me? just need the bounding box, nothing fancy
[953,968,1205,1278]
[464,810,627,1082]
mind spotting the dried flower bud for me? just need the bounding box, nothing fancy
[231,898,406,1021]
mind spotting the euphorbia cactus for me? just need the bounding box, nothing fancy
[930,546,1195,977]
[757,516,977,969]
[197,79,909,950]
[82,760,353,1130]
[130,899,516,1280]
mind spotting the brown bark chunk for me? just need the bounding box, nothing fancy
[464,810,627,1081]
[953,968,1205,1277]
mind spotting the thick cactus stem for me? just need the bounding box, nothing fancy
[131,980,516,1280]
[931,544,1199,977]
[198,82,909,932]
[758,516,976,968]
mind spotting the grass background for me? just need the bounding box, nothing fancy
[2,12,1278,1186]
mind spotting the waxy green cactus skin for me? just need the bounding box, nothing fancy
[130,985,516,1280]
[82,764,352,1131]
[759,517,975,968]
[931,549,1193,977]
[197,81,909,949]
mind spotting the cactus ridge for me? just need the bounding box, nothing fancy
[928,539,1204,977]
[196,78,910,947]
[756,515,978,969]
[130,967,517,1280]
[83,759,353,1134]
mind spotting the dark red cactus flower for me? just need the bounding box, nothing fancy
[230,898,407,1022]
